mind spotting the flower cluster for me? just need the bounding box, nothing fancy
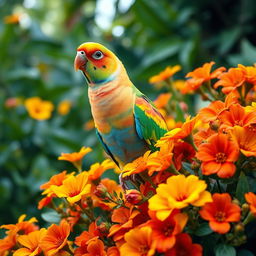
[2,62,256,255]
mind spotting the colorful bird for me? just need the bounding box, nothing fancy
[74,42,168,169]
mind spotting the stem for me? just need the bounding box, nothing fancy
[77,202,95,221]
[106,194,130,209]
[216,179,222,193]
[243,212,255,225]
[199,87,214,101]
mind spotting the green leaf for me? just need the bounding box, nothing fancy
[215,244,236,256]
[194,223,213,236]
[41,209,61,224]
[236,172,250,204]
[142,40,180,69]
[132,0,170,34]
[218,28,241,55]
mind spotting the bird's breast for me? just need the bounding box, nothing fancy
[88,83,135,133]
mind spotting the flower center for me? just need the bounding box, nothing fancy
[215,211,226,222]
[139,245,149,256]
[215,152,227,163]
[163,225,174,236]
[68,190,80,197]
[176,194,188,202]
[234,120,243,126]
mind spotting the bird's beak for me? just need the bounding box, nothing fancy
[74,51,87,71]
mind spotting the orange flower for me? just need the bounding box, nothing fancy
[214,67,245,94]
[122,151,151,177]
[4,13,21,24]
[149,65,181,84]
[153,93,172,109]
[229,126,256,157]
[38,195,54,210]
[40,221,70,256]
[193,128,216,147]
[88,159,116,181]
[146,210,188,252]
[120,226,155,256]
[58,100,72,115]
[198,91,239,123]
[0,215,38,254]
[84,238,106,256]
[13,228,46,256]
[165,233,203,256]
[238,64,256,86]
[51,171,91,204]
[147,142,173,175]
[219,104,256,130]
[184,62,225,93]
[74,222,100,256]
[58,146,92,170]
[148,175,212,221]
[245,192,256,216]
[24,97,54,120]
[107,247,120,256]
[157,116,198,145]
[199,193,241,234]
[173,141,195,170]
[40,171,68,193]
[108,207,141,243]
[196,133,239,178]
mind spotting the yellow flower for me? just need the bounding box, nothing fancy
[4,14,21,24]
[149,65,181,84]
[88,159,116,181]
[25,97,54,120]
[51,172,91,204]
[173,79,189,94]
[58,146,92,170]
[148,175,212,221]
[58,100,72,115]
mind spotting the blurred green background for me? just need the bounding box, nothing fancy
[1,0,256,226]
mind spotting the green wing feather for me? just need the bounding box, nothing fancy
[133,88,168,149]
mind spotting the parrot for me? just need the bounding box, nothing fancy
[74,42,168,169]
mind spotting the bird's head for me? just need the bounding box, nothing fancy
[74,42,120,85]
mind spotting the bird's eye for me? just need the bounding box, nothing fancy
[80,51,85,55]
[92,50,104,60]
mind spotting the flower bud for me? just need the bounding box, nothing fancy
[94,184,108,199]
[210,120,220,131]
[97,222,110,236]
[125,189,143,204]
[234,223,244,233]
[179,102,188,112]
[191,161,200,170]
[232,199,240,205]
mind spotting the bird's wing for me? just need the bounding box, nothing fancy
[96,129,120,167]
[134,92,168,148]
